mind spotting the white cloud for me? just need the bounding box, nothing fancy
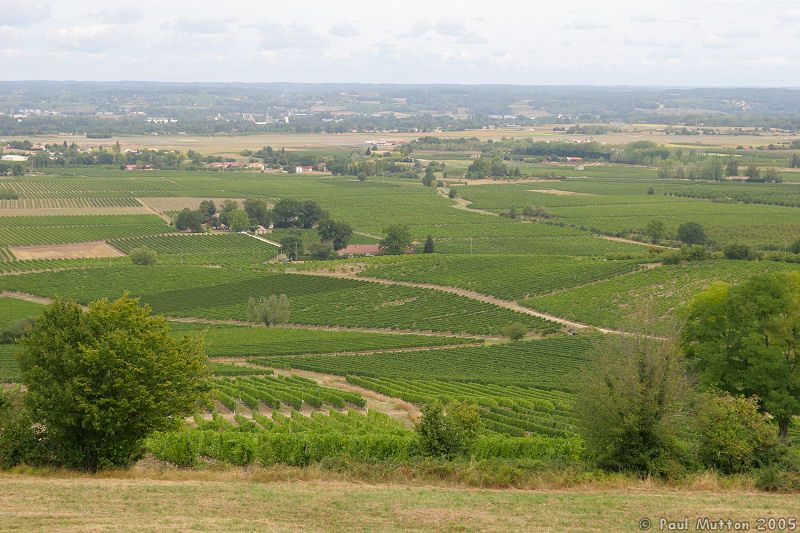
[99,7,143,25]
[400,19,486,44]
[562,20,609,30]
[330,21,359,37]
[702,35,734,49]
[163,19,230,34]
[258,22,329,50]
[50,25,126,53]
[0,1,50,27]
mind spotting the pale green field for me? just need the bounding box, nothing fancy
[1,473,798,532]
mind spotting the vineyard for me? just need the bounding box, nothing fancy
[257,335,596,388]
[110,234,279,266]
[357,254,646,300]
[169,323,476,357]
[0,197,143,210]
[0,214,173,246]
[524,259,800,332]
[0,266,552,335]
[346,376,576,437]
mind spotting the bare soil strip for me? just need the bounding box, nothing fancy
[9,241,125,260]
[526,188,597,197]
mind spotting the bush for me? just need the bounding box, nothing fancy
[502,322,528,341]
[0,387,48,468]
[723,244,754,261]
[309,242,334,260]
[695,391,780,474]
[755,466,800,492]
[677,221,706,244]
[129,246,157,265]
[661,251,682,265]
[416,400,481,459]
[522,205,554,219]
[247,294,290,326]
[0,317,35,344]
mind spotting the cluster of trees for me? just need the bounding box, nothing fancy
[510,140,612,160]
[465,156,519,179]
[580,273,800,481]
[24,141,187,169]
[0,163,24,176]
[174,197,327,234]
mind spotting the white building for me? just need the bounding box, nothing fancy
[1,155,28,162]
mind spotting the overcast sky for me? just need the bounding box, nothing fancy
[1,0,799,86]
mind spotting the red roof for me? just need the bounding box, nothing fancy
[337,244,381,256]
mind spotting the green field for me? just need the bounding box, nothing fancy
[523,260,800,331]
[0,266,552,335]
[0,214,172,246]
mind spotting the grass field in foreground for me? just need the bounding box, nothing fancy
[1,474,797,532]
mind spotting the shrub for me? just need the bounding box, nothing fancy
[502,322,528,341]
[576,325,693,477]
[522,205,554,219]
[309,242,334,260]
[416,400,481,459]
[247,294,290,326]
[0,387,48,468]
[129,246,157,265]
[723,244,754,261]
[0,317,35,344]
[695,391,780,474]
[677,221,706,244]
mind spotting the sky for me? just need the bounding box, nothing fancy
[1,0,799,86]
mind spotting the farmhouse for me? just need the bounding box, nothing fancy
[294,165,315,173]
[337,244,382,257]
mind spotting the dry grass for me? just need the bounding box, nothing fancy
[8,241,125,260]
[0,468,796,532]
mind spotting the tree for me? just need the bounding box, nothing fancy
[197,200,216,222]
[415,400,481,459]
[745,164,761,181]
[645,220,666,244]
[318,219,353,250]
[226,209,251,232]
[17,296,209,471]
[502,322,528,341]
[725,158,739,177]
[174,208,203,232]
[763,168,782,183]
[379,225,412,255]
[357,171,368,181]
[243,198,271,227]
[129,246,157,265]
[217,199,239,226]
[576,319,693,476]
[272,198,304,228]
[448,188,457,199]
[247,294,289,326]
[681,273,800,438]
[279,232,304,260]
[308,242,334,260]
[677,221,706,244]
[300,200,327,229]
[423,235,434,254]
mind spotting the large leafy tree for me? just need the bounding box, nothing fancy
[243,198,271,227]
[681,273,800,437]
[379,225,412,255]
[318,219,353,250]
[18,295,209,471]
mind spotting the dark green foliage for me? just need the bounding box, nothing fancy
[0,387,47,468]
[416,400,482,459]
[17,295,210,471]
[309,242,334,259]
[380,225,412,255]
[423,235,434,254]
[318,219,353,250]
[279,232,304,260]
[243,198,271,227]
[197,200,216,222]
[723,243,755,260]
[576,330,693,477]
[677,221,706,244]
[174,208,203,232]
[682,273,800,438]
